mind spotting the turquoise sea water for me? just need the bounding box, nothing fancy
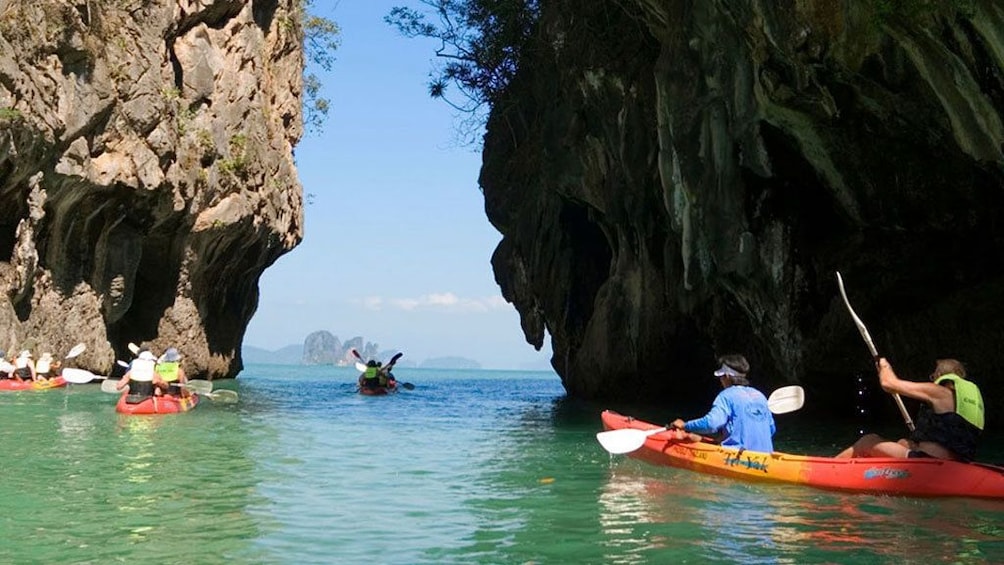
[1,364,1002,564]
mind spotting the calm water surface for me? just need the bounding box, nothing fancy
[1,364,1002,564]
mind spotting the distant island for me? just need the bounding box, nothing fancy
[242,330,482,369]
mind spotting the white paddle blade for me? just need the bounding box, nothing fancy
[128,343,141,355]
[768,385,805,414]
[596,427,667,454]
[65,343,86,359]
[101,379,122,394]
[206,389,238,403]
[181,380,213,394]
[62,368,100,384]
[355,361,367,372]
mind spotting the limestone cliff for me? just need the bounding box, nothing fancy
[483,0,1004,417]
[0,0,303,378]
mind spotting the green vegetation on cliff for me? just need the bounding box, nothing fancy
[386,0,540,137]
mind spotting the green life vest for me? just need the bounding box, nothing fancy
[156,361,180,382]
[363,366,379,380]
[935,374,985,430]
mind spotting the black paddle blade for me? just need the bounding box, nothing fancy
[388,352,403,365]
[401,382,415,390]
[350,348,364,361]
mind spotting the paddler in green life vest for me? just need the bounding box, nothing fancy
[154,347,189,397]
[836,358,985,461]
[359,360,383,391]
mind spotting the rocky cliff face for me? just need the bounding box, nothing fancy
[301,330,381,365]
[483,1,1004,417]
[0,0,303,378]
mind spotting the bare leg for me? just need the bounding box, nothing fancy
[836,433,911,458]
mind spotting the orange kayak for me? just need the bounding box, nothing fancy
[0,376,67,391]
[601,410,1004,499]
[116,391,200,414]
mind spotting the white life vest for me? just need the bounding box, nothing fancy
[130,358,156,382]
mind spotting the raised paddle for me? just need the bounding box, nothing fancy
[382,352,414,390]
[596,385,807,454]
[767,385,805,415]
[836,271,915,431]
[65,343,86,359]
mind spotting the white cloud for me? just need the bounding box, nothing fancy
[362,292,509,313]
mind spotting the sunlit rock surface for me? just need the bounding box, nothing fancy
[0,0,304,378]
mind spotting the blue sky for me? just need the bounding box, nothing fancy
[243,1,553,369]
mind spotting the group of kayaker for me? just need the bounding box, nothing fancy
[0,348,64,382]
[670,353,985,463]
[357,358,398,392]
[116,345,191,401]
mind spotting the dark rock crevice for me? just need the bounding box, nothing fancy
[482,1,1004,423]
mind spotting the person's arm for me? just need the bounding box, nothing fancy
[877,358,954,411]
[29,362,38,382]
[674,393,730,434]
[117,372,131,390]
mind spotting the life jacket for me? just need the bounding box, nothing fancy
[13,356,32,380]
[130,358,156,382]
[935,374,985,430]
[363,366,379,381]
[156,361,181,382]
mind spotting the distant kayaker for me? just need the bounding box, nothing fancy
[154,347,189,397]
[359,360,384,392]
[669,354,776,453]
[836,358,984,461]
[357,356,401,392]
[116,348,157,399]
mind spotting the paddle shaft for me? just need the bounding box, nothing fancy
[836,272,915,431]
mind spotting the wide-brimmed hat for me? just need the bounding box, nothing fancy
[18,350,31,359]
[160,347,182,362]
[138,351,157,361]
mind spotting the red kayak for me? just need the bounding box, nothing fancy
[359,383,397,396]
[0,376,67,391]
[116,391,200,414]
[601,410,1004,500]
